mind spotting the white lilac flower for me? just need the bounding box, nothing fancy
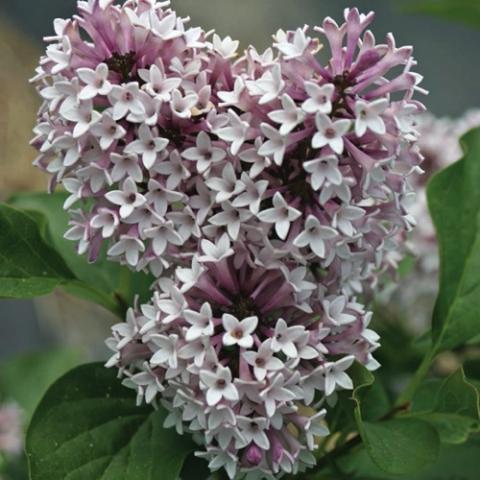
[91,113,126,150]
[106,256,377,477]
[294,215,338,257]
[105,178,146,219]
[77,62,113,100]
[125,124,169,169]
[247,64,285,105]
[33,3,424,477]
[354,98,388,137]
[215,110,250,155]
[181,131,226,174]
[302,82,334,114]
[222,314,258,348]
[138,63,182,101]
[109,83,145,120]
[303,155,342,190]
[274,28,312,60]
[258,123,288,166]
[0,404,23,457]
[200,366,239,406]
[312,113,351,154]
[268,94,306,135]
[257,192,302,240]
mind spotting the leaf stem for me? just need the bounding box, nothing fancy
[395,344,437,406]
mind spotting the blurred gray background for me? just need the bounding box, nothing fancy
[1,0,479,360]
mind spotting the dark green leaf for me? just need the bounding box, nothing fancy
[352,365,439,475]
[332,435,480,480]
[0,204,74,298]
[26,363,195,480]
[405,0,480,29]
[357,419,439,475]
[9,193,154,307]
[410,369,480,444]
[428,128,480,352]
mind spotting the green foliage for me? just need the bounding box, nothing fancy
[0,204,74,298]
[26,364,195,480]
[405,0,480,29]
[352,365,439,475]
[328,436,480,480]
[0,195,154,316]
[428,129,480,352]
[10,193,154,308]
[409,369,480,444]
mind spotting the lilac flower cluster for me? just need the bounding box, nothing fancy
[381,111,480,332]
[0,404,23,457]
[32,1,424,477]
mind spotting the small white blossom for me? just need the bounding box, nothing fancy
[90,208,119,238]
[109,83,145,120]
[170,89,199,119]
[107,234,145,266]
[312,113,351,154]
[181,131,226,174]
[247,64,285,105]
[302,82,334,114]
[138,63,181,101]
[198,234,234,263]
[184,303,214,341]
[237,416,270,449]
[243,340,284,381]
[212,34,240,59]
[90,113,126,150]
[271,318,305,358]
[322,356,355,396]
[303,155,342,190]
[268,94,305,135]
[77,62,112,100]
[258,124,288,166]
[354,98,388,137]
[205,163,245,203]
[222,314,258,349]
[200,366,239,406]
[150,334,179,369]
[257,192,301,240]
[216,110,250,155]
[274,28,311,59]
[125,124,169,169]
[105,178,146,218]
[332,205,365,236]
[144,219,184,256]
[294,215,338,257]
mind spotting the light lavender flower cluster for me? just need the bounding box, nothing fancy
[0,404,23,458]
[32,1,424,477]
[381,110,480,332]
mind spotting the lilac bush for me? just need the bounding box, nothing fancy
[30,0,429,477]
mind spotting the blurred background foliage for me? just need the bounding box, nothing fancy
[0,1,480,479]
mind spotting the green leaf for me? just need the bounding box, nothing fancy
[357,419,439,475]
[410,369,480,444]
[332,435,480,480]
[327,363,379,434]
[9,193,154,307]
[0,204,74,298]
[428,128,480,352]
[0,349,82,420]
[404,0,480,29]
[26,363,195,480]
[352,365,439,475]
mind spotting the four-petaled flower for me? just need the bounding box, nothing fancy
[222,314,258,349]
